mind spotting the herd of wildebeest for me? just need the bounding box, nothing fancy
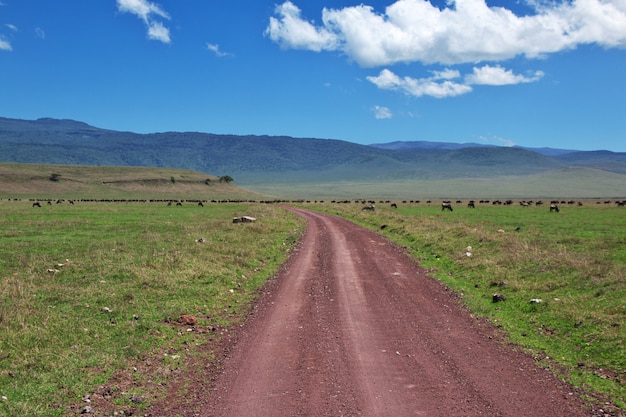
[3,197,625,212]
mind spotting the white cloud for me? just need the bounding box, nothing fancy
[367,68,473,98]
[477,135,516,147]
[264,1,338,51]
[465,65,544,85]
[0,36,11,51]
[367,65,542,97]
[147,21,169,43]
[266,0,626,67]
[1,22,15,51]
[117,0,171,44]
[35,27,45,40]
[207,43,233,57]
[373,105,393,119]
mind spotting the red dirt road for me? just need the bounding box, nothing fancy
[199,208,587,416]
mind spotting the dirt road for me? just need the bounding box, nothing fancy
[197,208,586,416]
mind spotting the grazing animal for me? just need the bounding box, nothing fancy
[178,314,198,326]
[362,204,375,211]
[549,204,560,213]
[492,293,507,303]
[233,216,256,223]
[32,202,41,207]
[467,200,475,208]
[441,202,453,212]
[390,203,398,209]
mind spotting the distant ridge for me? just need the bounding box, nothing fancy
[369,140,581,157]
[1,117,625,198]
[368,140,494,151]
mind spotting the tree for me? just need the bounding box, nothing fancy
[219,175,234,183]
[49,173,61,182]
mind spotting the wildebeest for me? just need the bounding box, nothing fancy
[362,204,375,211]
[549,204,560,213]
[467,200,475,208]
[233,216,256,223]
[390,203,398,209]
[441,202,453,212]
[33,201,41,207]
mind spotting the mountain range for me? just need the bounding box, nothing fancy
[1,117,625,197]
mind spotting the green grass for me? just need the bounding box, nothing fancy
[0,200,304,416]
[244,167,626,200]
[2,195,625,415]
[0,163,263,200]
[306,200,626,409]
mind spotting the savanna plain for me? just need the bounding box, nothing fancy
[1,192,625,416]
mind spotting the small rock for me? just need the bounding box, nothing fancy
[81,405,94,414]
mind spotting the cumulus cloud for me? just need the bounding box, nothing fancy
[117,0,171,44]
[368,65,541,98]
[264,1,338,51]
[266,0,626,67]
[367,68,473,98]
[465,65,544,85]
[373,105,393,119]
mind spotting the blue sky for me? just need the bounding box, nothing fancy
[1,0,625,152]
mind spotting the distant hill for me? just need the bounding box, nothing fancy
[369,140,494,151]
[0,163,259,200]
[0,117,625,198]
[370,140,582,157]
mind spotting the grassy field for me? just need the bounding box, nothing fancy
[244,167,626,200]
[0,200,304,416]
[306,199,626,411]
[1,163,625,415]
[0,163,263,201]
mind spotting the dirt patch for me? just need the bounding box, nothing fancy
[80,208,612,416]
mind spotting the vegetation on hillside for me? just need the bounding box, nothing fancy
[1,117,625,196]
[0,163,256,200]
